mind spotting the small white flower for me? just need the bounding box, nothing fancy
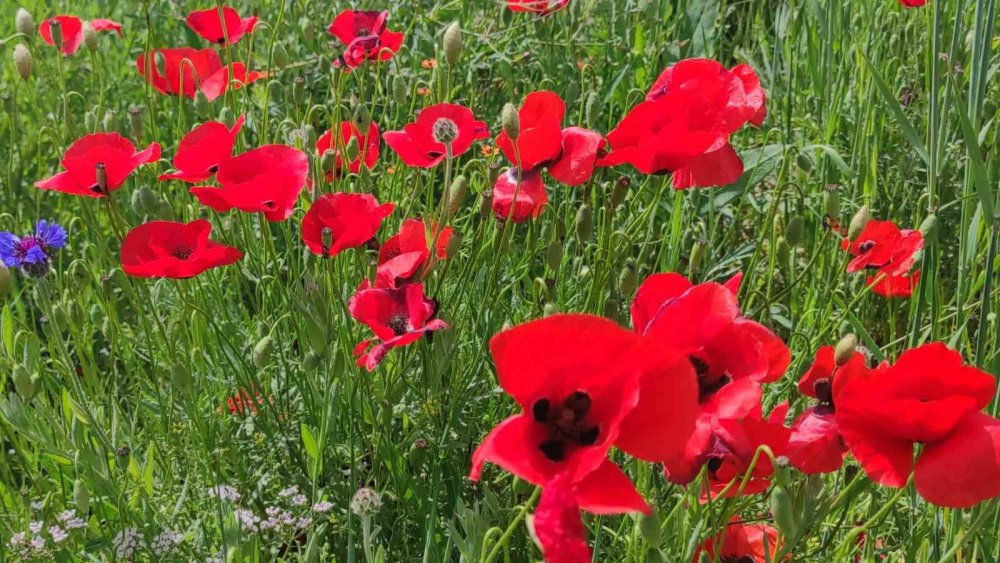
[278,485,299,498]
[63,517,87,530]
[30,535,45,550]
[29,521,42,534]
[57,509,77,523]
[49,526,68,543]
[207,484,241,503]
[312,501,333,513]
[290,494,307,507]
[30,500,44,511]
[8,532,26,548]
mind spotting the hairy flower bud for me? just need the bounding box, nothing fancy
[353,104,371,131]
[824,186,841,218]
[543,302,558,317]
[501,103,519,141]
[13,44,31,80]
[320,149,338,173]
[585,91,600,126]
[545,237,562,272]
[847,205,869,240]
[15,8,34,38]
[618,260,638,297]
[272,43,289,69]
[448,175,468,218]
[49,19,63,49]
[785,216,805,247]
[128,105,144,139]
[610,176,630,209]
[574,205,593,242]
[834,334,857,366]
[83,21,98,51]
[392,75,408,104]
[344,137,360,163]
[102,109,118,132]
[639,511,662,545]
[0,266,11,295]
[919,214,939,242]
[267,80,284,101]
[253,335,273,368]
[292,77,306,105]
[443,22,462,66]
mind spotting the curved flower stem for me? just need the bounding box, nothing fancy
[481,487,541,563]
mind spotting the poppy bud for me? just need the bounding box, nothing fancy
[785,215,805,246]
[775,236,790,264]
[0,266,11,295]
[443,22,462,66]
[353,104,371,131]
[102,109,118,132]
[83,21,98,52]
[834,334,857,366]
[824,186,841,218]
[292,77,306,105]
[272,43,289,69]
[253,335,273,368]
[610,176,630,209]
[501,102,519,141]
[446,230,462,259]
[447,175,468,218]
[574,205,593,242]
[219,107,235,128]
[690,239,705,271]
[171,362,192,394]
[84,110,97,131]
[194,91,211,117]
[267,80,284,101]
[919,214,939,242]
[543,302,558,317]
[319,149,337,173]
[796,150,812,172]
[545,237,562,272]
[303,351,322,370]
[13,44,31,80]
[128,105,144,139]
[392,75,408,104]
[94,163,108,192]
[344,137,360,163]
[49,19,63,49]
[585,91,600,126]
[141,186,161,215]
[13,365,38,401]
[73,479,90,514]
[15,8,34,38]
[618,260,638,297]
[771,485,798,539]
[847,205,869,240]
[131,187,148,215]
[639,511,662,545]
[646,549,667,563]
[479,188,493,219]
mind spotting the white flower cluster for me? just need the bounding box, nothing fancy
[113,528,143,559]
[150,530,184,556]
[207,484,242,503]
[6,509,89,559]
[226,484,330,535]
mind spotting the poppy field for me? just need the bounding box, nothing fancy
[0,0,998,561]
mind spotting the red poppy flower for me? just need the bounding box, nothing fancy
[190,145,308,222]
[899,0,927,6]
[301,193,394,257]
[384,103,489,168]
[376,219,453,288]
[533,473,592,563]
[547,127,606,187]
[349,281,447,371]
[631,272,789,412]
[40,15,122,56]
[496,92,566,171]
[646,59,763,130]
[867,271,920,298]
[221,386,273,416]
[186,7,259,45]
[843,219,923,277]
[835,342,1000,507]
[159,115,245,183]
[694,518,784,563]
[471,315,698,514]
[137,48,265,101]
[670,140,744,190]
[35,133,161,198]
[317,121,381,178]
[507,0,571,14]
[328,10,404,70]
[492,168,548,223]
[120,220,242,279]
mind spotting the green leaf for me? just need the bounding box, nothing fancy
[301,423,319,460]
[142,443,156,496]
[950,85,996,223]
[1,305,13,357]
[859,52,930,165]
[805,144,856,179]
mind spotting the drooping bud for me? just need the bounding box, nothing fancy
[785,215,805,246]
[73,479,90,514]
[574,205,593,241]
[15,8,35,38]
[501,103,519,141]
[83,21,98,51]
[824,186,841,218]
[128,105,144,139]
[834,334,857,366]
[392,75,408,104]
[610,176,630,209]
[447,175,468,218]
[545,238,562,272]
[252,335,273,368]
[919,214,939,242]
[84,110,97,131]
[543,302,558,317]
[102,109,118,132]
[690,240,706,272]
[585,91,600,126]
[353,104,371,131]
[775,236,790,264]
[272,43,289,69]
[847,205,869,240]
[443,22,462,66]
[796,150,812,172]
[771,485,798,539]
[13,44,32,80]
[344,137,360,163]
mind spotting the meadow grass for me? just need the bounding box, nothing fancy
[0,0,997,561]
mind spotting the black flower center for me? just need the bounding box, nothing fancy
[813,378,834,406]
[720,557,756,563]
[858,240,875,254]
[171,246,194,260]
[691,355,730,403]
[386,313,409,336]
[532,391,599,462]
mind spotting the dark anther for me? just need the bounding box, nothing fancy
[578,426,599,446]
[689,355,711,378]
[208,164,219,174]
[532,399,551,422]
[706,456,724,474]
[386,313,409,336]
[858,240,876,253]
[813,378,834,405]
[534,392,599,462]
[539,440,565,462]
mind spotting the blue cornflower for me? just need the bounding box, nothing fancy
[0,219,68,277]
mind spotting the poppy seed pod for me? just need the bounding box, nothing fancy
[13,44,31,80]
[320,149,338,173]
[392,75,408,104]
[171,363,192,394]
[128,106,144,139]
[0,266,12,295]
[353,104,371,131]
[501,103,519,141]
[253,335,273,368]
[610,176,630,209]
[267,80,284,101]
[73,479,90,514]
[823,186,841,218]
[443,22,462,66]
[272,43,289,69]
[639,511,662,545]
[771,486,798,539]
[847,205,870,240]
[13,365,38,401]
[834,334,857,366]
[83,22,98,51]
[618,260,638,296]
[585,91,600,126]
[919,214,939,242]
[543,302,558,317]
[15,8,34,38]
[785,215,805,246]
[102,109,118,132]
[49,19,63,49]
[574,205,593,241]
[545,237,562,272]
